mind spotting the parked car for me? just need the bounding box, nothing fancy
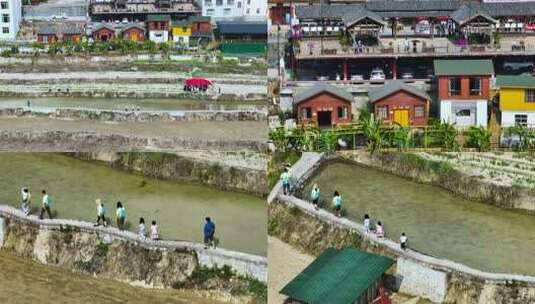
[317,75,329,81]
[369,68,386,83]
[401,72,414,81]
[503,60,534,73]
[350,74,364,84]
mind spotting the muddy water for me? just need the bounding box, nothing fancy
[0,97,266,112]
[305,161,535,276]
[0,251,224,304]
[0,153,266,256]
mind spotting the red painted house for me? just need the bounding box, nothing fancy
[190,16,211,34]
[434,59,494,127]
[92,24,116,42]
[63,24,83,43]
[293,83,353,127]
[369,81,430,126]
[121,24,146,42]
[37,25,58,44]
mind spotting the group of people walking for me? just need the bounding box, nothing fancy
[18,188,217,248]
[280,168,409,250]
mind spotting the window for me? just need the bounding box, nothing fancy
[415,106,425,117]
[256,8,260,14]
[204,0,212,6]
[224,8,231,14]
[2,27,8,34]
[469,78,481,96]
[206,8,214,15]
[237,1,241,8]
[227,0,234,4]
[0,2,7,9]
[246,8,250,14]
[302,107,312,119]
[456,109,471,117]
[337,106,347,119]
[247,0,250,4]
[216,0,222,5]
[377,106,387,120]
[1,14,8,23]
[448,77,461,96]
[515,114,528,126]
[526,89,535,103]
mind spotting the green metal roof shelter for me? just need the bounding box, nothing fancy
[280,248,394,304]
[496,75,535,89]
[434,59,494,76]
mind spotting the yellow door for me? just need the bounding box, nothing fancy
[131,32,138,41]
[393,109,409,126]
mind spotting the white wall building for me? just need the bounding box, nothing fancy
[0,0,21,41]
[440,100,488,127]
[149,30,169,43]
[202,0,266,21]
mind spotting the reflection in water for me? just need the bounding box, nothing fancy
[0,251,223,304]
[0,97,266,112]
[305,162,535,275]
[0,153,266,256]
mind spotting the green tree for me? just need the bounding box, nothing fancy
[505,124,534,151]
[432,120,459,151]
[269,127,289,152]
[466,126,492,152]
[319,130,338,152]
[361,115,385,154]
[389,124,412,151]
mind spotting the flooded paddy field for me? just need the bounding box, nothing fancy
[304,161,535,276]
[0,153,267,256]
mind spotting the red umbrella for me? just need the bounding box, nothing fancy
[185,78,213,87]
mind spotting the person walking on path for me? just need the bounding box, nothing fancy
[332,191,342,217]
[310,184,320,210]
[400,232,408,250]
[281,168,291,195]
[150,220,159,240]
[138,217,146,239]
[39,190,52,219]
[363,214,371,234]
[203,217,216,249]
[115,201,126,230]
[20,187,31,216]
[376,221,385,238]
[94,199,107,227]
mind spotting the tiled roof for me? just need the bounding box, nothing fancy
[38,25,56,35]
[496,75,535,89]
[146,14,171,22]
[369,80,430,103]
[293,82,354,105]
[434,59,494,76]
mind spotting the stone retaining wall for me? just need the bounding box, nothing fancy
[268,152,535,304]
[70,152,268,197]
[0,130,267,153]
[0,205,267,285]
[0,108,267,122]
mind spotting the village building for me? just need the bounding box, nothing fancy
[121,23,146,42]
[369,81,430,127]
[293,82,353,127]
[281,248,394,304]
[147,14,171,43]
[0,0,22,41]
[37,25,58,44]
[88,0,200,22]
[217,20,267,55]
[63,24,84,43]
[434,59,493,128]
[190,16,212,44]
[496,75,535,127]
[202,0,266,21]
[91,23,116,42]
[171,19,191,45]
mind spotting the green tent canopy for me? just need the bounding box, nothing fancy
[280,248,394,304]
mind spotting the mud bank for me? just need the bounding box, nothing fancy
[337,151,535,213]
[0,108,267,122]
[0,206,267,302]
[0,130,267,153]
[70,152,267,197]
[267,152,535,304]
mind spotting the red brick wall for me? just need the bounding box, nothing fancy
[192,22,211,33]
[148,21,169,31]
[373,91,429,126]
[93,28,115,41]
[295,92,352,126]
[437,75,490,100]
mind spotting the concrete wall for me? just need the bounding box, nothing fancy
[0,130,267,153]
[268,152,535,303]
[501,111,535,127]
[0,205,267,284]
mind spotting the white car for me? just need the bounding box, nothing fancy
[369,69,386,83]
[350,74,364,84]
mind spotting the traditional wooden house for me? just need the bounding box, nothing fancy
[496,75,535,127]
[63,24,84,43]
[147,14,171,43]
[293,82,353,127]
[190,16,212,44]
[434,59,493,127]
[369,81,430,127]
[92,24,116,42]
[281,248,394,304]
[37,25,58,44]
[121,23,146,42]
